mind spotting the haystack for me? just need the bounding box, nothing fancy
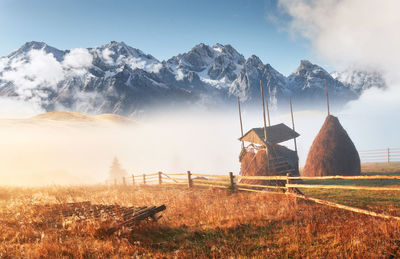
[240,145,299,186]
[238,123,300,186]
[302,115,360,176]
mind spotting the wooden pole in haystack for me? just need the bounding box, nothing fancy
[266,92,271,126]
[260,80,267,141]
[237,97,245,149]
[325,82,330,116]
[260,80,270,170]
[289,97,298,154]
[132,174,135,186]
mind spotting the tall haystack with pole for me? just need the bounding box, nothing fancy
[302,85,361,176]
[237,81,300,185]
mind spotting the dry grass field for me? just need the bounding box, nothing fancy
[1,185,400,258]
[361,162,400,174]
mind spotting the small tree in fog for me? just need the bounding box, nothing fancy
[108,157,127,183]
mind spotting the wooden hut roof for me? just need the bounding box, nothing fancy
[239,123,299,146]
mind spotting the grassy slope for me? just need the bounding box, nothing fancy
[0,185,400,258]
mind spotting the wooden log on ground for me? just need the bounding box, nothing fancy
[106,205,166,234]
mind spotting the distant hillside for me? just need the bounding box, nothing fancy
[0,111,134,126]
[33,111,133,124]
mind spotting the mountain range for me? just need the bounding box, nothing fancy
[0,41,386,116]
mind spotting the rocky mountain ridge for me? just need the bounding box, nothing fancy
[0,41,386,116]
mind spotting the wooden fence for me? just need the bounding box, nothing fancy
[107,172,400,221]
[109,171,400,192]
[359,148,400,163]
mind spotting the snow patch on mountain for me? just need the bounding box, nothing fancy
[166,43,246,90]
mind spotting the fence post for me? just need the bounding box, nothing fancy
[158,171,162,185]
[122,177,126,186]
[132,174,135,186]
[187,171,192,188]
[229,172,235,191]
[286,173,291,193]
[388,148,390,164]
[143,174,146,185]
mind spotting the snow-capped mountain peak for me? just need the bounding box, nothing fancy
[286,60,358,105]
[166,43,245,89]
[294,60,332,80]
[90,41,162,74]
[7,41,65,62]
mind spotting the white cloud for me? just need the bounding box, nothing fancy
[329,85,400,151]
[175,69,184,81]
[275,0,400,151]
[0,57,7,71]
[0,48,95,110]
[62,48,93,77]
[101,48,115,65]
[148,63,163,73]
[2,49,64,94]
[277,0,400,82]
[122,56,146,70]
[63,48,93,69]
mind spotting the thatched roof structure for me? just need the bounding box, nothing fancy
[302,115,361,176]
[239,123,299,146]
[238,123,300,186]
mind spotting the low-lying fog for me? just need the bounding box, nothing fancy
[0,86,399,186]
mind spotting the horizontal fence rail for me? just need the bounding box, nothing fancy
[359,148,400,163]
[286,184,400,192]
[106,172,400,195]
[105,168,400,221]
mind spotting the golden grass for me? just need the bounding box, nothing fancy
[1,185,400,258]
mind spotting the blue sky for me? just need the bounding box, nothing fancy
[0,0,314,75]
